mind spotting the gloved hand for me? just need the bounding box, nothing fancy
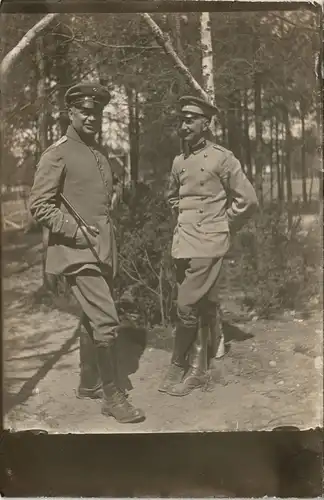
[75,225,99,248]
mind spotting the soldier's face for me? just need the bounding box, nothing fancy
[68,106,102,137]
[179,115,209,144]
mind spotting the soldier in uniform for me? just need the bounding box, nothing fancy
[159,95,259,397]
[29,82,145,424]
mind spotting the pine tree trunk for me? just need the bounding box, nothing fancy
[243,89,253,183]
[36,37,49,154]
[315,78,322,203]
[220,110,227,145]
[96,57,108,147]
[300,100,307,205]
[254,72,263,205]
[227,91,242,163]
[174,14,184,59]
[36,37,50,288]
[126,86,140,197]
[280,122,286,204]
[275,115,283,205]
[55,24,71,136]
[173,14,184,154]
[237,91,243,166]
[269,117,274,203]
[283,107,293,228]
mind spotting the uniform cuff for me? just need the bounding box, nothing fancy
[61,216,79,239]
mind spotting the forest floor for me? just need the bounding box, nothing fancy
[3,224,322,435]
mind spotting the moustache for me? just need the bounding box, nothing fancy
[178,128,190,136]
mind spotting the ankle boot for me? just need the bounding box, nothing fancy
[208,301,225,360]
[159,322,197,394]
[76,317,103,400]
[168,319,209,397]
[95,340,145,424]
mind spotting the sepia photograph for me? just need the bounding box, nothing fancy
[1,4,323,435]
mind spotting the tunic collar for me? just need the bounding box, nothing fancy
[184,137,207,157]
[66,125,97,148]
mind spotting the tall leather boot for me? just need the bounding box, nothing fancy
[158,322,197,394]
[167,319,209,397]
[208,301,225,360]
[76,317,103,400]
[96,339,145,424]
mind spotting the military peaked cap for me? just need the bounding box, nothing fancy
[65,82,111,109]
[179,95,218,118]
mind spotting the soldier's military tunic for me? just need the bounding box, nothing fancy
[29,124,119,341]
[167,138,258,326]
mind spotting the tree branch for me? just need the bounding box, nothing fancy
[268,13,318,32]
[144,248,159,279]
[140,13,212,103]
[1,13,60,88]
[119,254,160,297]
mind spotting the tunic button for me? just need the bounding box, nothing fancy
[204,153,208,158]
[200,181,204,185]
[197,222,201,227]
[199,208,204,213]
[201,167,205,171]
[181,168,186,173]
[179,223,182,227]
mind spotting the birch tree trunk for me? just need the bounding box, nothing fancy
[200,11,216,136]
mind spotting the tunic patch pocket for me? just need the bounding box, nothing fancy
[200,219,229,233]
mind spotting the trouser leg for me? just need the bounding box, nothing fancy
[190,257,225,367]
[67,269,120,342]
[67,270,145,423]
[76,314,102,399]
[163,258,223,397]
[158,259,199,393]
